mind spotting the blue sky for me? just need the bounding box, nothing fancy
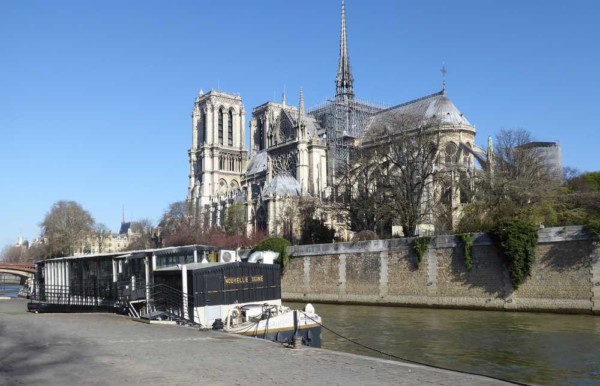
[1,0,599,247]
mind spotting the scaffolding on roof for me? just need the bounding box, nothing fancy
[308,96,387,185]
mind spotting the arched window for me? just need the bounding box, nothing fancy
[218,108,224,145]
[445,142,458,164]
[228,110,233,146]
[257,119,264,150]
[201,110,206,144]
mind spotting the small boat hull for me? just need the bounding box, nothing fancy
[224,307,322,347]
[252,325,321,348]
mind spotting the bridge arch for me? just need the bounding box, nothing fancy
[0,269,34,279]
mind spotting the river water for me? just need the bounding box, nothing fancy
[286,302,600,385]
[0,283,22,298]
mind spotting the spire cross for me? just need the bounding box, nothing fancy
[441,64,447,93]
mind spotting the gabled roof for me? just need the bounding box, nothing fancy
[246,151,267,176]
[263,174,303,197]
[119,222,132,234]
[279,106,321,138]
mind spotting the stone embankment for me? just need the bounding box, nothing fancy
[283,226,600,314]
[0,298,509,385]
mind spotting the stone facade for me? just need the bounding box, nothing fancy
[187,91,247,226]
[282,226,600,314]
[186,2,489,238]
[74,222,141,256]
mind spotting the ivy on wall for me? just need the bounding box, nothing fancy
[457,233,474,271]
[585,219,600,241]
[490,219,539,289]
[252,237,291,271]
[413,237,431,268]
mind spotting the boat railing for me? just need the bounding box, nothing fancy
[27,281,197,325]
[29,282,121,309]
[146,283,197,325]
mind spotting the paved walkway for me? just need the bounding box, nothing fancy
[0,298,511,385]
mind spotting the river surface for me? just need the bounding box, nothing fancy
[0,283,22,298]
[286,302,600,385]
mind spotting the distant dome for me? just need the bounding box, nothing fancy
[426,95,471,126]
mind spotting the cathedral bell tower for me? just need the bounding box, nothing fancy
[188,90,247,220]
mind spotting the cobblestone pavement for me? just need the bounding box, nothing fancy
[0,299,511,385]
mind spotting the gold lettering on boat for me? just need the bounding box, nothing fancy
[224,275,264,285]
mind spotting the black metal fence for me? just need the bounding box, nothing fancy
[148,283,195,323]
[30,283,123,308]
[28,281,197,325]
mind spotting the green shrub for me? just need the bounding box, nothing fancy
[489,219,538,289]
[457,233,474,271]
[301,218,336,244]
[252,237,292,270]
[585,219,600,241]
[412,237,431,268]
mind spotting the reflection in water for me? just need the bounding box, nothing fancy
[286,302,600,385]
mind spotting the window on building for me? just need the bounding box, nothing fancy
[445,142,458,164]
[228,110,233,146]
[201,110,206,143]
[258,119,264,150]
[218,108,224,145]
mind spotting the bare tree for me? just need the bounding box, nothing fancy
[1,245,25,262]
[93,223,110,253]
[129,218,153,234]
[159,201,193,234]
[338,148,392,234]
[27,244,48,261]
[41,200,95,257]
[495,128,544,179]
[458,129,560,232]
[159,201,200,247]
[125,218,157,251]
[340,114,442,237]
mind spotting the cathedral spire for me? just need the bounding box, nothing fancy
[298,88,306,138]
[336,0,354,101]
[299,87,305,118]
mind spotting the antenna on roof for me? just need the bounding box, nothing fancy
[441,63,447,94]
[122,205,125,224]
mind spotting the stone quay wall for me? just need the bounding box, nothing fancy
[282,226,600,314]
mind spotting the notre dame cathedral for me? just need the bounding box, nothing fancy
[187,1,486,239]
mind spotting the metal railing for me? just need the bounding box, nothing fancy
[28,281,199,325]
[147,283,197,325]
[29,283,122,309]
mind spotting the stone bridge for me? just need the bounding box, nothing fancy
[0,263,36,282]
